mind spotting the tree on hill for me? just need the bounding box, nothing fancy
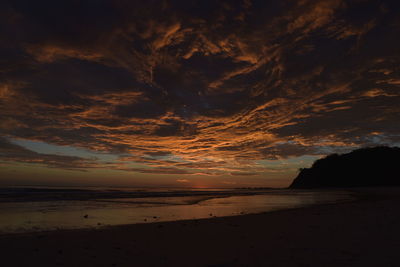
[290,146,400,189]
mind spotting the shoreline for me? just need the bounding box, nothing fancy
[0,188,356,235]
[0,195,355,238]
[0,187,389,237]
[1,188,400,266]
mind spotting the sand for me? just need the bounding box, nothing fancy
[1,190,400,267]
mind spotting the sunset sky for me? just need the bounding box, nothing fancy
[1,0,399,188]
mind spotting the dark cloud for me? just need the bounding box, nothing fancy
[118,167,191,175]
[230,172,258,176]
[1,0,400,178]
[144,151,172,157]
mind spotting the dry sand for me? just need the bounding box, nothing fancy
[1,189,400,267]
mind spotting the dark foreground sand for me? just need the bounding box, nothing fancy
[1,190,400,267]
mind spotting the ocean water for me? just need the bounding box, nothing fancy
[0,187,355,234]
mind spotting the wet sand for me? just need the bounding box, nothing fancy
[1,190,400,267]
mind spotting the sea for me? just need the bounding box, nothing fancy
[0,186,356,234]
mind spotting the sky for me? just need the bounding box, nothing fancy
[0,0,400,188]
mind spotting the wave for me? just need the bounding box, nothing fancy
[0,187,279,203]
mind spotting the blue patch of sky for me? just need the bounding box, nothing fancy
[146,153,186,163]
[11,138,118,162]
[257,155,321,169]
[364,133,400,147]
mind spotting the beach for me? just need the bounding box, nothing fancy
[0,188,353,234]
[1,189,399,267]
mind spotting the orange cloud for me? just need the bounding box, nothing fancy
[1,0,399,183]
[288,0,343,34]
[26,45,102,63]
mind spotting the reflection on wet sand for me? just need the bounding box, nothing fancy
[0,190,354,234]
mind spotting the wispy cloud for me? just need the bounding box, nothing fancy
[0,0,399,182]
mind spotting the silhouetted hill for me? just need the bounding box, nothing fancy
[290,146,400,189]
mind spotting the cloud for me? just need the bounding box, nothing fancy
[287,0,343,34]
[1,0,400,180]
[0,137,96,170]
[176,179,189,183]
[362,88,398,98]
[26,45,102,63]
[116,167,191,175]
[230,172,258,176]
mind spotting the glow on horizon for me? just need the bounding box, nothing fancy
[1,1,399,188]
